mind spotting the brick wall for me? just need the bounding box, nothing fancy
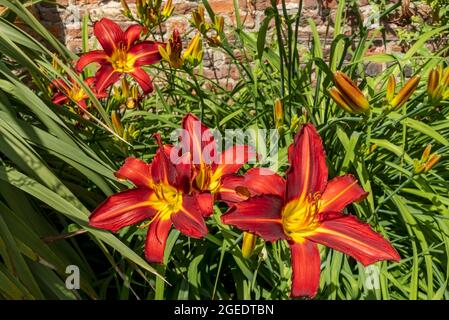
[35,0,407,86]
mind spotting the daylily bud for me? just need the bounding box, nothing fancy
[136,0,144,19]
[183,33,203,66]
[242,232,257,258]
[328,87,353,114]
[131,86,139,100]
[215,15,224,34]
[274,99,284,129]
[332,71,370,114]
[290,114,300,132]
[120,0,132,18]
[421,144,432,162]
[111,111,124,137]
[427,68,440,100]
[161,0,174,18]
[414,144,441,174]
[191,5,208,32]
[442,66,449,87]
[127,86,140,109]
[443,88,449,100]
[121,77,129,99]
[123,123,140,142]
[386,75,396,103]
[113,86,121,100]
[389,76,420,110]
[207,15,225,46]
[413,159,425,174]
[424,154,441,172]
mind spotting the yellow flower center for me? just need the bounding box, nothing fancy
[69,85,86,102]
[195,165,222,193]
[150,183,183,219]
[109,47,136,73]
[282,193,321,242]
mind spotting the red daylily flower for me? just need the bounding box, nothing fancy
[178,113,255,216]
[221,123,400,298]
[89,135,208,264]
[76,18,164,94]
[52,76,107,110]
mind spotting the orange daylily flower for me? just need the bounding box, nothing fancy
[178,113,255,216]
[52,76,107,110]
[89,135,209,264]
[76,18,164,94]
[221,124,400,298]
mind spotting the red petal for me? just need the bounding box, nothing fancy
[286,124,328,203]
[115,157,152,188]
[129,67,153,94]
[307,213,401,266]
[319,174,368,213]
[145,216,172,264]
[173,151,192,193]
[171,195,208,238]
[75,50,108,72]
[52,93,68,105]
[77,99,88,110]
[290,240,321,298]
[151,143,178,187]
[89,188,156,232]
[221,195,286,241]
[181,113,216,166]
[94,18,124,56]
[129,41,163,67]
[52,79,69,91]
[219,168,286,203]
[215,145,256,176]
[195,192,214,217]
[124,24,144,49]
[95,64,121,93]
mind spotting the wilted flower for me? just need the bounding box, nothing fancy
[329,71,370,114]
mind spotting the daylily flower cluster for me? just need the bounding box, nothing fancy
[89,113,400,298]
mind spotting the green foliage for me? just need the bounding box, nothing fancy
[0,0,448,300]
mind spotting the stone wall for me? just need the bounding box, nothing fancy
[35,0,408,86]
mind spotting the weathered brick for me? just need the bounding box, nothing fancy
[27,0,406,84]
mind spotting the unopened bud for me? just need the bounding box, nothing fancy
[389,76,420,110]
[241,232,257,259]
